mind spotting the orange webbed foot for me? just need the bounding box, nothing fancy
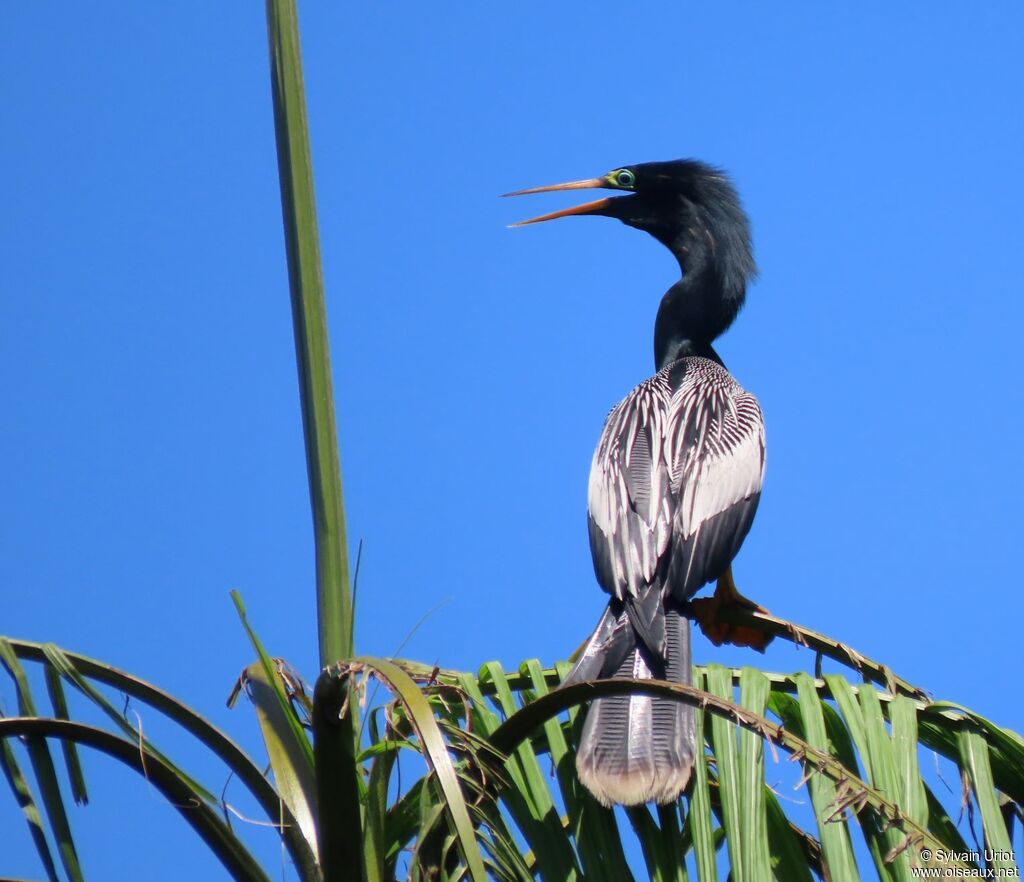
[691,566,774,652]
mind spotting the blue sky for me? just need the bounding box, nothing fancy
[2,4,1023,878]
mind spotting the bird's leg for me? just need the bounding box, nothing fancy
[690,565,773,651]
[714,565,766,611]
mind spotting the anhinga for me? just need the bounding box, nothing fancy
[506,160,767,807]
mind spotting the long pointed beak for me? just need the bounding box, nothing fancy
[507,196,615,227]
[502,177,606,197]
[502,177,614,227]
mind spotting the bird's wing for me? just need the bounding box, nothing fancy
[664,360,766,598]
[587,371,676,604]
[587,359,766,607]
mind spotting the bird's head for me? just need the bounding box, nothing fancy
[505,158,757,363]
[505,159,755,288]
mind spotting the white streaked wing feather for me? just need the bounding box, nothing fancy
[675,392,765,540]
[587,376,675,599]
[587,357,765,601]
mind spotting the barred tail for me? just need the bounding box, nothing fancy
[568,604,694,807]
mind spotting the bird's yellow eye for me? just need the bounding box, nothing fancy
[614,169,636,188]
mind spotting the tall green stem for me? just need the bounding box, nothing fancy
[265,0,352,666]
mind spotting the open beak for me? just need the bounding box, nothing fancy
[502,177,615,227]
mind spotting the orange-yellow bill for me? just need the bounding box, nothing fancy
[501,177,606,198]
[503,177,614,227]
[505,196,613,227]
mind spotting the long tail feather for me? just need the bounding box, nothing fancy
[569,604,694,806]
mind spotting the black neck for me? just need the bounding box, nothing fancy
[601,163,755,371]
[653,246,744,371]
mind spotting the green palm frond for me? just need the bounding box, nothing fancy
[9,615,1019,880]
[0,637,319,882]
[311,616,1020,881]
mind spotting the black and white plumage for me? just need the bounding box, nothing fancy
[568,356,764,805]
[508,159,764,806]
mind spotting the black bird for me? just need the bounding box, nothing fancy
[507,160,766,806]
